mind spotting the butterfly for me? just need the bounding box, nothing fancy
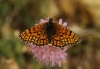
[19,18,80,48]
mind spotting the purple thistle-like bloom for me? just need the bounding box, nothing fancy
[29,18,68,67]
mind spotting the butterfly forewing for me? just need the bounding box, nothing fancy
[52,23,80,47]
[19,23,49,46]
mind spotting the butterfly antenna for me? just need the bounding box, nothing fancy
[37,9,48,17]
[52,11,66,19]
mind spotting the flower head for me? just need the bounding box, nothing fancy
[29,44,67,67]
[28,18,68,67]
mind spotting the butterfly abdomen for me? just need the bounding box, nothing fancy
[45,21,56,43]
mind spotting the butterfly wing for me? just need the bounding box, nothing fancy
[52,23,80,47]
[19,23,48,46]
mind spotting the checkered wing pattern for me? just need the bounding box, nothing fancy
[19,23,48,46]
[52,23,80,47]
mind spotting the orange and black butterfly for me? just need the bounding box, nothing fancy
[19,18,80,48]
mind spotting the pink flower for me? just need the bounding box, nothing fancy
[29,18,68,67]
[29,44,67,67]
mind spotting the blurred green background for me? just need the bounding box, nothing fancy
[0,0,100,69]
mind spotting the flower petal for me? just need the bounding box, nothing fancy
[59,19,62,24]
[39,19,46,23]
[62,22,67,26]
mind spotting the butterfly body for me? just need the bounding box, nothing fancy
[19,18,80,47]
[45,19,56,43]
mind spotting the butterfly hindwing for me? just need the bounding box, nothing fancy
[19,23,48,46]
[52,23,80,47]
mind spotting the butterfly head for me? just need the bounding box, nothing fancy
[49,18,53,23]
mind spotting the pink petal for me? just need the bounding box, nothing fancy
[39,19,46,23]
[59,19,62,24]
[62,22,67,26]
